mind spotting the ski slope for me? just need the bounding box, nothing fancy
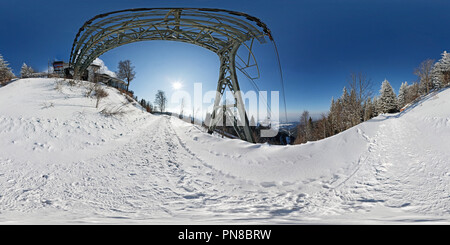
[0,78,448,224]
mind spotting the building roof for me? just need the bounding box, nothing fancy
[96,73,127,85]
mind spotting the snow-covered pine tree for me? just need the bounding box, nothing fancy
[372,96,380,116]
[20,63,34,78]
[431,62,442,90]
[0,54,15,85]
[439,51,450,87]
[20,63,28,78]
[307,116,314,141]
[340,86,351,130]
[431,58,444,89]
[379,79,398,114]
[349,88,361,126]
[431,51,450,90]
[398,81,408,109]
[328,97,337,134]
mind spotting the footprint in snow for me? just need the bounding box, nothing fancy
[260,182,277,188]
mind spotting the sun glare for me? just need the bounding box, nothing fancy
[172,81,183,90]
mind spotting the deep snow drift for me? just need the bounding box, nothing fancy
[0,78,448,224]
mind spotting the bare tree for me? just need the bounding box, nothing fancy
[154,90,167,113]
[95,85,109,108]
[294,110,310,144]
[347,72,373,105]
[414,59,434,95]
[117,60,136,91]
[346,72,374,124]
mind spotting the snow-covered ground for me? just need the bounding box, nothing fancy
[0,78,448,224]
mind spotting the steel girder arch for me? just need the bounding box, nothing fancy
[69,8,274,143]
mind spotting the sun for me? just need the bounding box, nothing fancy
[172,81,183,90]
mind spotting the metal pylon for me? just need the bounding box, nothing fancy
[207,43,255,143]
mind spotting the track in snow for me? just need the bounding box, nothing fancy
[1,79,449,224]
[1,114,448,224]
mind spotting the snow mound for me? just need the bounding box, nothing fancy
[0,78,152,164]
[0,78,449,224]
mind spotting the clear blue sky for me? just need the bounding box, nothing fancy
[1,0,449,121]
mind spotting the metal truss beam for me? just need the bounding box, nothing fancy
[69,8,273,143]
[207,42,254,142]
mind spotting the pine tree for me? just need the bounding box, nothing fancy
[431,61,442,90]
[340,87,351,130]
[328,97,339,134]
[332,97,345,133]
[20,63,28,78]
[328,97,337,134]
[139,98,147,110]
[379,79,398,114]
[0,54,14,85]
[398,81,408,109]
[20,63,34,78]
[373,96,380,116]
[349,88,360,126]
[306,116,314,141]
[431,51,450,90]
[439,51,450,87]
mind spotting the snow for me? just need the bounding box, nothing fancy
[92,58,116,77]
[0,78,449,224]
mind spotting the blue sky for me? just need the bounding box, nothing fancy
[1,0,449,121]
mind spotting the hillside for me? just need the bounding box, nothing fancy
[0,78,448,224]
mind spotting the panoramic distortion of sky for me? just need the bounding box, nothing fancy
[1,0,450,121]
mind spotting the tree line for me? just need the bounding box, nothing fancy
[2,50,449,145]
[132,90,167,114]
[294,50,450,145]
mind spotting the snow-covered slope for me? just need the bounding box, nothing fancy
[0,78,448,224]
